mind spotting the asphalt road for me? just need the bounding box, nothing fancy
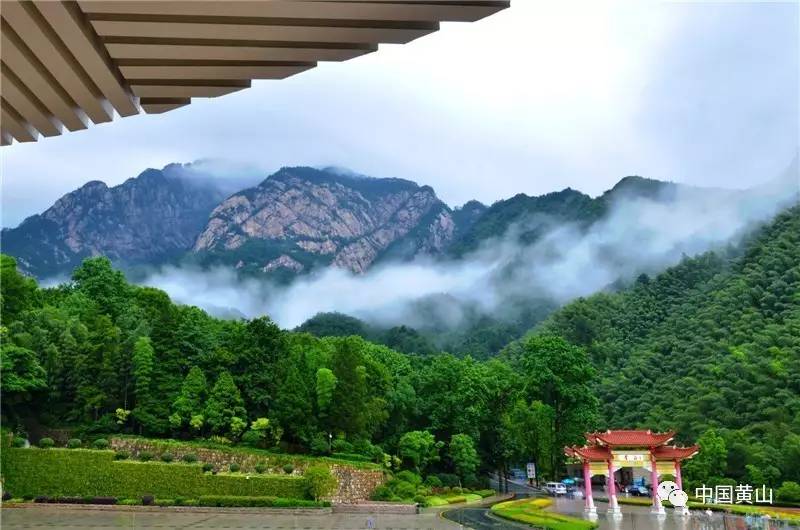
[441,476,535,530]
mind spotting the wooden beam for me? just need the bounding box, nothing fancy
[0,23,88,131]
[0,66,62,137]
[119,64,313,81]
[139,97,189,114]
[1,99,38,142]
[105,43,374,63]
[91,20,435,45]
[130,83,249,98]
[77,1,508,24]
[1,0,114,124]
[34,0,139,117]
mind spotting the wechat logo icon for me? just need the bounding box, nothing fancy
[658,480,688,507]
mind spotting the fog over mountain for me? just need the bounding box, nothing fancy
[143,157,799,330]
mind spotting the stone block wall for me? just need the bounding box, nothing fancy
[109,438,384,502]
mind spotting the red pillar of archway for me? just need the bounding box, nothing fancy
[651,454,665,514]
[607,459,621,516]
[582,460,596,515]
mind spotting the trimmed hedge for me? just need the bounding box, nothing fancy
[2,448,309,500]
[197,495,328,508]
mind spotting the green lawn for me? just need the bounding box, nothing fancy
[490,497,598,530]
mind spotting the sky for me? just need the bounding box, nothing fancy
[1,0,798,228]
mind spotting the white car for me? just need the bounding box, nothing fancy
[544,482,567,496]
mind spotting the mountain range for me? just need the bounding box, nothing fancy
[3,160,798,283]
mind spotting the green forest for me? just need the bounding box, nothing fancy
[2,205,799,496]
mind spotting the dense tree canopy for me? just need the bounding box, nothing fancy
[0,255,586,480]
[1,204,797,489]
[514,206,800,486]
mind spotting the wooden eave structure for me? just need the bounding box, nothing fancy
[0,0,509,145]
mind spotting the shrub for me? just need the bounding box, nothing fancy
[396,470,422,486]
[777,481,800,503]
[413,494,426,504]
[33,496,117,505]
[155,498,174,506]
[114,451,130,460]
[393,481,417,500]
[202,463,214,473]
[331,452,371,462]
[437,473,460,487]
[305,466,338,501]
[38,438,55,449]
[371,485,392,501]
[446,495,467,504]
[255,464,267,474]
[12,437,26,448]
[207,435,232,446]
[92,439,109,450]
[475,489,495,498]
[331,438,353,454]
[66,439,82,449]
[424,475,443,488]
[182,453,198,464]
[229,463,240,473]
[240,430,263,447]
[282,464,294,475]
[452,486,464,494]
[118,498,140,506]
[197,495,326,508]
[138,451,153,462]
[160,452,174,463]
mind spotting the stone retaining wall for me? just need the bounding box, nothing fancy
[109,438,384,503]
[332,502,418,514]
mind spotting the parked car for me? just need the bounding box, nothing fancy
[544,482,567,496]
[627,484,651,497]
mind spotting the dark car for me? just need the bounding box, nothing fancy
[627,484,651,497]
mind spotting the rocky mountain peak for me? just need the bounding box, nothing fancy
[192,166,454,275]
[2,166,225,278]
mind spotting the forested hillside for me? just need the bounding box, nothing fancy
[0,255,598,485]
[2,205,798,491]
[513,205,800,486]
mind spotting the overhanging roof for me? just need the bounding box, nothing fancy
[0,0,509,145]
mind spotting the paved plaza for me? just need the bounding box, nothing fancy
[0,507,460,530]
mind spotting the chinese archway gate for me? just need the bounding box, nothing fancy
[565,430,698,517]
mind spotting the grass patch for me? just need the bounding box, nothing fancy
[491,497,598,530]
[424,496,449,506]
[423,492,484,507]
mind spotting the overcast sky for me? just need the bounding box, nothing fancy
[2,1,798,228]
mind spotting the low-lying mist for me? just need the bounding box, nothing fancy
[143,168,799,333]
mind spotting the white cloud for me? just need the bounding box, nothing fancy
[1,1,797,226]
